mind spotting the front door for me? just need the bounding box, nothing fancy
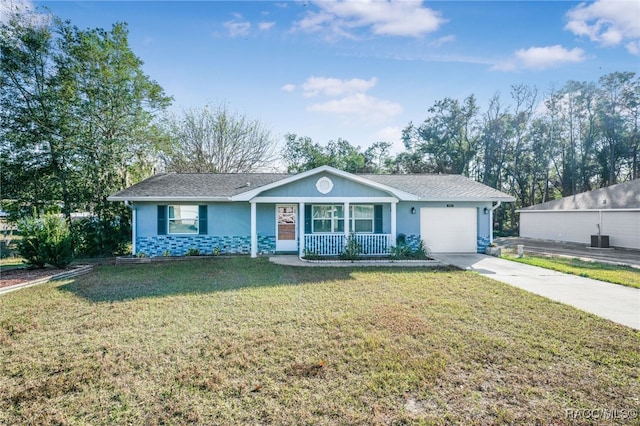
[276,205,297,252]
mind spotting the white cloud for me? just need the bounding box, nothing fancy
[493,45,587,71]
[259,21,275,31]
[288,75,402,122]
[626,40,640,55]
[429,35,455,48]
[302,76,378,97]
[307,93,403,121]
[0,0,49,26]
[224,19,251,38]
[293,0,446,39]
[565,0,640,55]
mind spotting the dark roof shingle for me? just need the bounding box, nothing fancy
[109,170,514,201]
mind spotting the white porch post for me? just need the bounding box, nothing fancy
[390,201,397,246]
[344,202,350,238]
[299,202,305,258]
[489,208,494,244]
[250,201,257,258]
[131,205,137,255]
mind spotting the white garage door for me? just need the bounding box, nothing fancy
[420,208,477,253]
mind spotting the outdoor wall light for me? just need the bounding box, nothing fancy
[483,207,490,214]
[410,207,416,214]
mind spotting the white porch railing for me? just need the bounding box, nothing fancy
[304,233,392,256]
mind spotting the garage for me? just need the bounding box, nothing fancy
[420,208,477,253]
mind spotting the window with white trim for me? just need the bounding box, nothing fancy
[311,204,375,233]
[312,205,344,233]
[168,205,199,234]
[351,205,374,233]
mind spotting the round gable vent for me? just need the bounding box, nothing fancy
[316,176,334,194]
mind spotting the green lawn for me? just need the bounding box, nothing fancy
[1,258,638,425]
[502,253,640,289]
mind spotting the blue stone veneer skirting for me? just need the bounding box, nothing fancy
[405,234,421,251]
[477,235,490,253]
[136,235,276,257]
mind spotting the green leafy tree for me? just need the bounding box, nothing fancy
[401,95,482,175]
[364,141,393,173]
[1,9,170,254]
[282,134,372,173]
[0,12,76,219]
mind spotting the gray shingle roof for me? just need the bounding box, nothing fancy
[520,179,640,211]
[362,174,514,200]
[109,170,514,202]
[109,173,288,199]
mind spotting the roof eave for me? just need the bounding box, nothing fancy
[107,196,231,202]
[418,197,515,202]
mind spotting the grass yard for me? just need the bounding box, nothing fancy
[1,258,638,425]
[502,253,640,289]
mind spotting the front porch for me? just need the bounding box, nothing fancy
[249,199,398,258]
[304,233,393,256]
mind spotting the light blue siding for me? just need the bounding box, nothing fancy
[132,199,495,256]
[135,202,255,237]
[261,173,391,198]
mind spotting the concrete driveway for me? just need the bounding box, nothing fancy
[434,254,640,330]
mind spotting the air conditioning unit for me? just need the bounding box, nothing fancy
[590,235,610,248]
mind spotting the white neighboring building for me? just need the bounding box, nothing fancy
[518,179,640,250]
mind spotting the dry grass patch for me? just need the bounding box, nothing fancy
[0,257,638,425]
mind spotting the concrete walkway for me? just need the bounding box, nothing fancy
[434,254,640,330]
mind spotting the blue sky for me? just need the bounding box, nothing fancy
[7,0,640,158]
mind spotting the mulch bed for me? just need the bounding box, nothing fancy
[0,267,69,289]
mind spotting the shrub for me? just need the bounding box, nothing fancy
[71,215,130,257]
[414,239,430,259]
[17,214,74,269]
[390,239,430,260]
[185,248,200,256]
[389,243,412,259]
[339,234,361,261]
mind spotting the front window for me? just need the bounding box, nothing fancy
[312,205,344,233]
[311,204,375,233]
[351,205,374,233]
[168,205,199,234]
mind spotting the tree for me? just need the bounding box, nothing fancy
[160,104,278,173]
[1,9,171,254]
[402,95,482,175]
[282,134,328,173]
[282,133,371,173]
[596,72,636,185]
[364,141,393,173]
[0,11,75,218]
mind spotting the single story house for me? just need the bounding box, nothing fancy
[518,179,640,250]
[108,166,514,257]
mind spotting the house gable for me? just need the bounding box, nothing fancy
[232,165,418,201]
[259,172,392,199]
